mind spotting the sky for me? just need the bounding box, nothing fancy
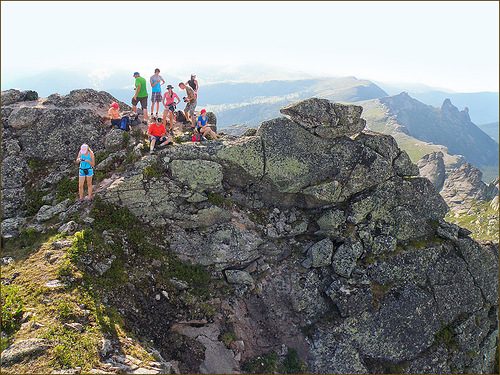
[1,1,499,92]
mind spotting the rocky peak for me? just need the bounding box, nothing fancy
[1,90,498,374]
[279,98,366,138]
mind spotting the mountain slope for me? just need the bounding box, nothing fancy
[2,90,497,374]
[379,93,499,171]
[477,121,499,143]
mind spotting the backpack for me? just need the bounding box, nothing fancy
[191,133,202,142]
[120,116,130,131]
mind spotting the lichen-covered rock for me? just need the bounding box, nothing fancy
[104,128,126,152]
[170,159,223,191]
[1,338,52,366]
[280,98,365,138]
[303,238,334,268]
[331,241,363,277]
[1,90,496,374]
[224,270,254,286]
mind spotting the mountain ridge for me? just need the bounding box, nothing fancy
[2,89,498,374]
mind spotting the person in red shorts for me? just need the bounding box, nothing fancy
[147,116,171,154]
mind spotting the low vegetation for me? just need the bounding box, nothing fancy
[446,200,499,241]
[241,348,307,374]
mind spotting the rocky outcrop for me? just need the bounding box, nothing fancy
[417,151,446,191]
[418,151,499,210]
[1,91,498,374]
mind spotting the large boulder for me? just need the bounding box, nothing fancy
[280,98,366,138]
[0,339,52,366]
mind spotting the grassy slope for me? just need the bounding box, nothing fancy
[445,200,499,242]
[1,232,155,373]
[359,99,449,162]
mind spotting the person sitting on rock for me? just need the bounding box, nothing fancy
[162,85,181,131]
[107,102,122,128]
[75,143,95,201]
[196,109,219,140]
[147,116,171,154]
[178,82,197,128]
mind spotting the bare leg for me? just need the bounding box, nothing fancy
[150,138,156,152]
[86,175,93,200]
[169,111,174,131]
[184,109,189,124]
[132,104,137,114]
[143,108,149,122]
[78,176,85,200]
[162,110,168,127]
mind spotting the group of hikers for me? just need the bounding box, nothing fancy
[76,69,219,201]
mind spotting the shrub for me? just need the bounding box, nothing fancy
[142,162,163,180]
[45,326,99,370]
[1,284,24,334]
[25,188,45,216]
[282,348,307,373]
[241,352,279,373]
[56,177,78,202]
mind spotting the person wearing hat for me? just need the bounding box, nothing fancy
[75,143,95,201]
[150,68,165,118]
[196,109,219,140]
[162,85,181,131]
[107,102,122,128]
[132,72,149,123]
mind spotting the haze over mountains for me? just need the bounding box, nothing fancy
[3,68,498,181]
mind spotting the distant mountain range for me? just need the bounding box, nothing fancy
[2,70,498,181]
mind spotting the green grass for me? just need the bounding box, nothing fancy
[44,326,100,370]
[2,228,57,260]
[25,188,45,216]
[282,348,307,373]
[445,199,498,241]
[55,177,78,203]
[241,349,307,374]
[242,352,279,373]
[142,161,163,180]
[94,150,111,166]
[220,331,237,348]
[1,284,24,334]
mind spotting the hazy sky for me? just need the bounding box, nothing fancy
[2,1,499,92]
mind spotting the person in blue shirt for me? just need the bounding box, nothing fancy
[150,68,165,118]
[75,143,95,201]
[195,109,219,140]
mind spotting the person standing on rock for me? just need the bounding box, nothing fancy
[179,82,197,128]
[162,85,181,131]
[75,144,95,201]
[186,74,198,95]
[132,72,149,123]
[150,68,165,118]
